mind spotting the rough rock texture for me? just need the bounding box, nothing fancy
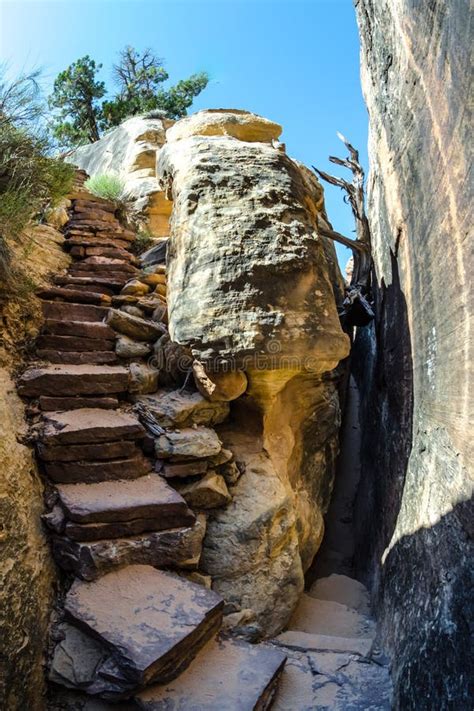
[57,565,224,697]
[135,637,287,710]
[70,116,173,235]
[0,373,55,710]
[155,109,349,637]
[0,222,70,709]
[157,129,349,366]
[354,1,472,707]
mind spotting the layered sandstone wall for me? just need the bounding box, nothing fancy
[0,225,68,709]
[354,1,472,707]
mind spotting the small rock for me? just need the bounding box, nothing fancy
[107,309,166,342]
[120,279,150,296]
[135,389,229,428]
[219,460,241,486]
[176,470,231,509]
[161,459,209,479]
[121,305,145,318]
[129,362,159,394]
[208,448,233,466]
[155,427,222,460]
[193,361,248,402]
[116,335,151,359]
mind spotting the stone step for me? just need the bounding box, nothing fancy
[18,365,129,397]
[54,474,195,540]
[272,630,373,657]
[70,257,138,274]
[65,236,132,251]
[73,198,117,214]
[36,335,115,352]
[56,473,193,524]
[66,271,131,286]
[271,641,391,711]
[39,395,119,411]
[82,246,137,263]
[288,594,375,640]
[42,300,108,323]
[54,275,128,292]
[308,574,371,615]
[52,516,205,579]
[135,637,286,710]
[37,350,118,365]
[40,408,144,445]
[44,451,152,484]
[42,319,116,340]
[38,439,138,462]
[63,283,116,297]
[49,565,223,698]
[36,286,111,305]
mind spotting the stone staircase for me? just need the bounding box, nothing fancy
[17,182,286,709]
[17,178,390,709]
[270,574,392,709]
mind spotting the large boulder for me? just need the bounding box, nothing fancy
[157,121,349,368]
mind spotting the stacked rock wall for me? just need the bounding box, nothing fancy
[354,1,472,707]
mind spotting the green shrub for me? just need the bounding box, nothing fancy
[84,173,127,202]
[130,227,155,256]
[0,123,75,242]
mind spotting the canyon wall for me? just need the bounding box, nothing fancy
[354,1,472,707]
[0,225,68,709]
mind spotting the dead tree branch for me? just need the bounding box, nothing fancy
[313,132,372,291]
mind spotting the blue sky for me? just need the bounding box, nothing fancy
[0,0,367,268]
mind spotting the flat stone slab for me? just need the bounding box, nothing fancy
[62,565,223,696]
[43,319,116,340]
[56,473,195,524]
[39,396,119,411]
[135,390,229,428]
[37,286,111,305]
[135,637,286,710]
[155,426,222,460]
[18,365,129,397]
[272,630,373,657]
[37,335,115,352]
[38,439,138,462]
[308,574,371,616]
[40,408,144,445]
[271,645,392,711]
[288,595,375,639]
[45,452,152,484]
[52,517,206,580]
[41,300,109,322]
[36,350,119,365]
[161,459,209,479]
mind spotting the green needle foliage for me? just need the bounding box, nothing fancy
[48,56,106,147]
[49,46,209,149]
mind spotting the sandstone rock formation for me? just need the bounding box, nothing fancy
[354,1,472,707]
[157,108,350,636]
[0,222,70,710]
[70,116,174,235]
